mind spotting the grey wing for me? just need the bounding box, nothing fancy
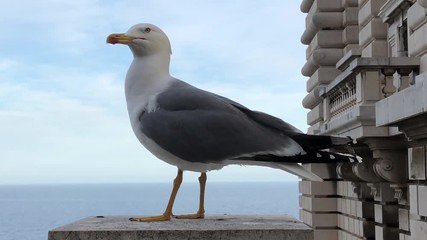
[213,94,303,134]
[214,94,352,151]
[138,80,304,163]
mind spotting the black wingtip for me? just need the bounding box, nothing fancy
[291,133,355,151]
[232,150,362,164]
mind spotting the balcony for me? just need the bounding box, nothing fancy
[315,56,419,138]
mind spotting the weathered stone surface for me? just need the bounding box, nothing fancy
[307,103,324,125]
[408,2,427,31]
[359,0,387,27]
[48,215,312,240]
[409,22,427,57]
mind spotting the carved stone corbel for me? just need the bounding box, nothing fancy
[337,162,361,181]
[353,159,383,182]
[337,145,383,182]
[372,151,408,183]
[363,136,409,183]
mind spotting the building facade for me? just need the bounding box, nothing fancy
[299,0,427,239]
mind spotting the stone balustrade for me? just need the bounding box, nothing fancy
[318,57,419,138]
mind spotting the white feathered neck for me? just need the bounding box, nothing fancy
[125,52,172,123]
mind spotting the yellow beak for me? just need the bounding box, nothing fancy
[106,33,134,44]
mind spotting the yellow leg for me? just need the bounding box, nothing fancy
[130,169,183,222]
[175,172,207,219]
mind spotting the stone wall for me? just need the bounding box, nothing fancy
[299,0,427,239]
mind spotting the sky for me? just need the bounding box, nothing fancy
[0,0,308,184]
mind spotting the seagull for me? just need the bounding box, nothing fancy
[106,23,357,222]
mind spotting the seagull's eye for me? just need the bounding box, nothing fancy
[144,27,151,33]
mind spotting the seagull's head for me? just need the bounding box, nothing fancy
[107,23,172,57]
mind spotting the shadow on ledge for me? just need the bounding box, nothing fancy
[48,215,313,240]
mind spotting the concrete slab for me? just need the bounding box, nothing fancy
[48,215,312,240]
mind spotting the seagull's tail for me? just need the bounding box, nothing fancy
[243,151,360,164]
[230,134,360,181]
[273,163,323,181]
[233,149,360,181]
[286,133,361,164]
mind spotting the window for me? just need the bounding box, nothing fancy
[397,19,408,57]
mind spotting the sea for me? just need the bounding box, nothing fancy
[0,182,299,240]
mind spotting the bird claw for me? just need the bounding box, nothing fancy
[129,212,204,221]
[174,211,205,219]
[129,214,171,222]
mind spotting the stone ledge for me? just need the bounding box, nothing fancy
[48,215,312,240]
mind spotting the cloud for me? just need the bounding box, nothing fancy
[0,58,18,72]
[0,60,149,183]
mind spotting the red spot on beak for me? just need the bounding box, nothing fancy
[109,38,119,44]
[106,34,126,44]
